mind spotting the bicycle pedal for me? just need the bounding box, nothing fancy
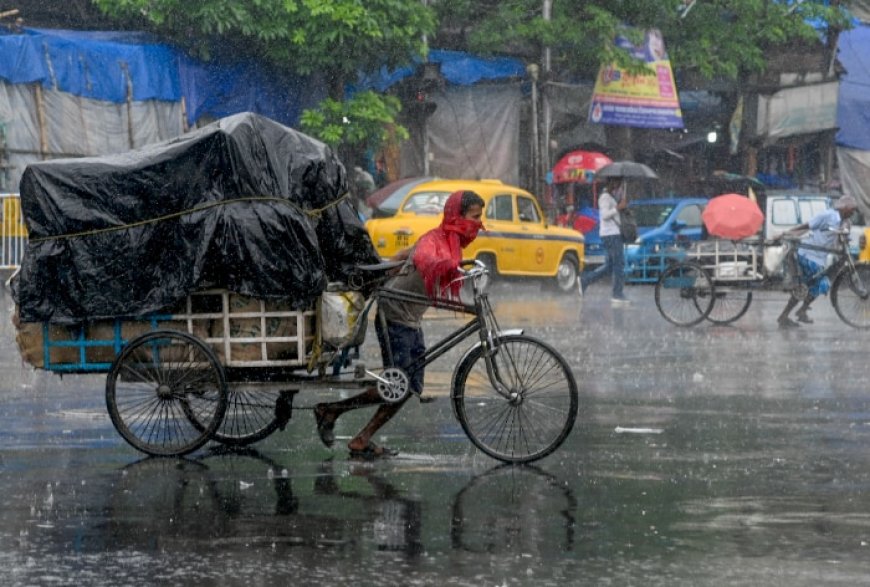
[418,395,437,404]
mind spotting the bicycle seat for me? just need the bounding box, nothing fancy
[355,260,405,273]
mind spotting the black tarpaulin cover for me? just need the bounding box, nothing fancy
[12,112,379,324]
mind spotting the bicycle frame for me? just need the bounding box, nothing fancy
[371,267,520,400]
[796,230,865,294]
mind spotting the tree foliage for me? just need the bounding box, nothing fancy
[300,91,408,151]
[93,0,434,154]
[92,0,853,158]
[434,0,852,80]
[93,0,435,79]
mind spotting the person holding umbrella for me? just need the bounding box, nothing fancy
[579,176,631,305]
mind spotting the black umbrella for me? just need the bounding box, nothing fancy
[595,160,659,179]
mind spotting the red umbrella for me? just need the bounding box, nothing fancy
[551,150,612,184]
[701,193,764,240]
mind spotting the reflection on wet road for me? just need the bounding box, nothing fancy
[3,281,870,584]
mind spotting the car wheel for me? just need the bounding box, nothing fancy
[553,255,579,293]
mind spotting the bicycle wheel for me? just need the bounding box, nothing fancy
[655,262,714,327]
[702,287,753,325]
[452,334,578,464]
[208,385,285,446]
[106,330,228,456]
[832,264,870,329]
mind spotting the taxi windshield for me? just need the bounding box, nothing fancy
[402,191,452,215]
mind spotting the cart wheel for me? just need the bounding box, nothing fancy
[207,385,288,446]
[832,264,870,329]
[655,262,714,327]
[106,330,228,456]
[702,288,753,325]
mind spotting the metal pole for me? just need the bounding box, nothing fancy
[541,0,552,196]
[422,117,430,176]
[421,0,430,176]
[527,64,540,195]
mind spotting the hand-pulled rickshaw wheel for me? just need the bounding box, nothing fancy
[105,330,228,456]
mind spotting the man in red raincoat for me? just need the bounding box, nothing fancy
[313,190,485,458]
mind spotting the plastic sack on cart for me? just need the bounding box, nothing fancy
[11,112,379,325]
[763,245,787,276]
[319,289,368,349]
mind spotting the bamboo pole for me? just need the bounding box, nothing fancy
[34,84,48,160]
[180,96,189,133]
[123,63,135,150]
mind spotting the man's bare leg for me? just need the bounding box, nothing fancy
[315,388,409,452]
[796,296,816,323]
[313,388,381,447]
[314,387,381,428]
[347,399,408,452]
[778,295,801,327]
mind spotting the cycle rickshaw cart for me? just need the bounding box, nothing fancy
[12,113,578,464]
[653,229,870,328]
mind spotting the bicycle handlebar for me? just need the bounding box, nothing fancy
[447,260,489,292]
[458,259,486,273]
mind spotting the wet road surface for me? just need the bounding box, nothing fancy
[3,280,870,585]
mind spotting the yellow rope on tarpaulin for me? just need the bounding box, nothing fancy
[28,193,351,244]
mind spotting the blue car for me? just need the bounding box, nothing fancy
[581,197,707,279]
[623,197,708,282]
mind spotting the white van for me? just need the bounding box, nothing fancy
[764,192,830,239]
[764,192,864,257]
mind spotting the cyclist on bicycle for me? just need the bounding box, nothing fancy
[313,190,485,458]
[777,195,858,327]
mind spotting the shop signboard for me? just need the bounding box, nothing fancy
[588,29,684,129]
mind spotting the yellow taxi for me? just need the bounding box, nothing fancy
[366,179,584,293]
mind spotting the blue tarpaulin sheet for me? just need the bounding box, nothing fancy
[0,28,181,102]
[837,24,870,150]
[353,49,525,93]
[0,27,322,127]
[176,50,324,127]
[1,28,523,127]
